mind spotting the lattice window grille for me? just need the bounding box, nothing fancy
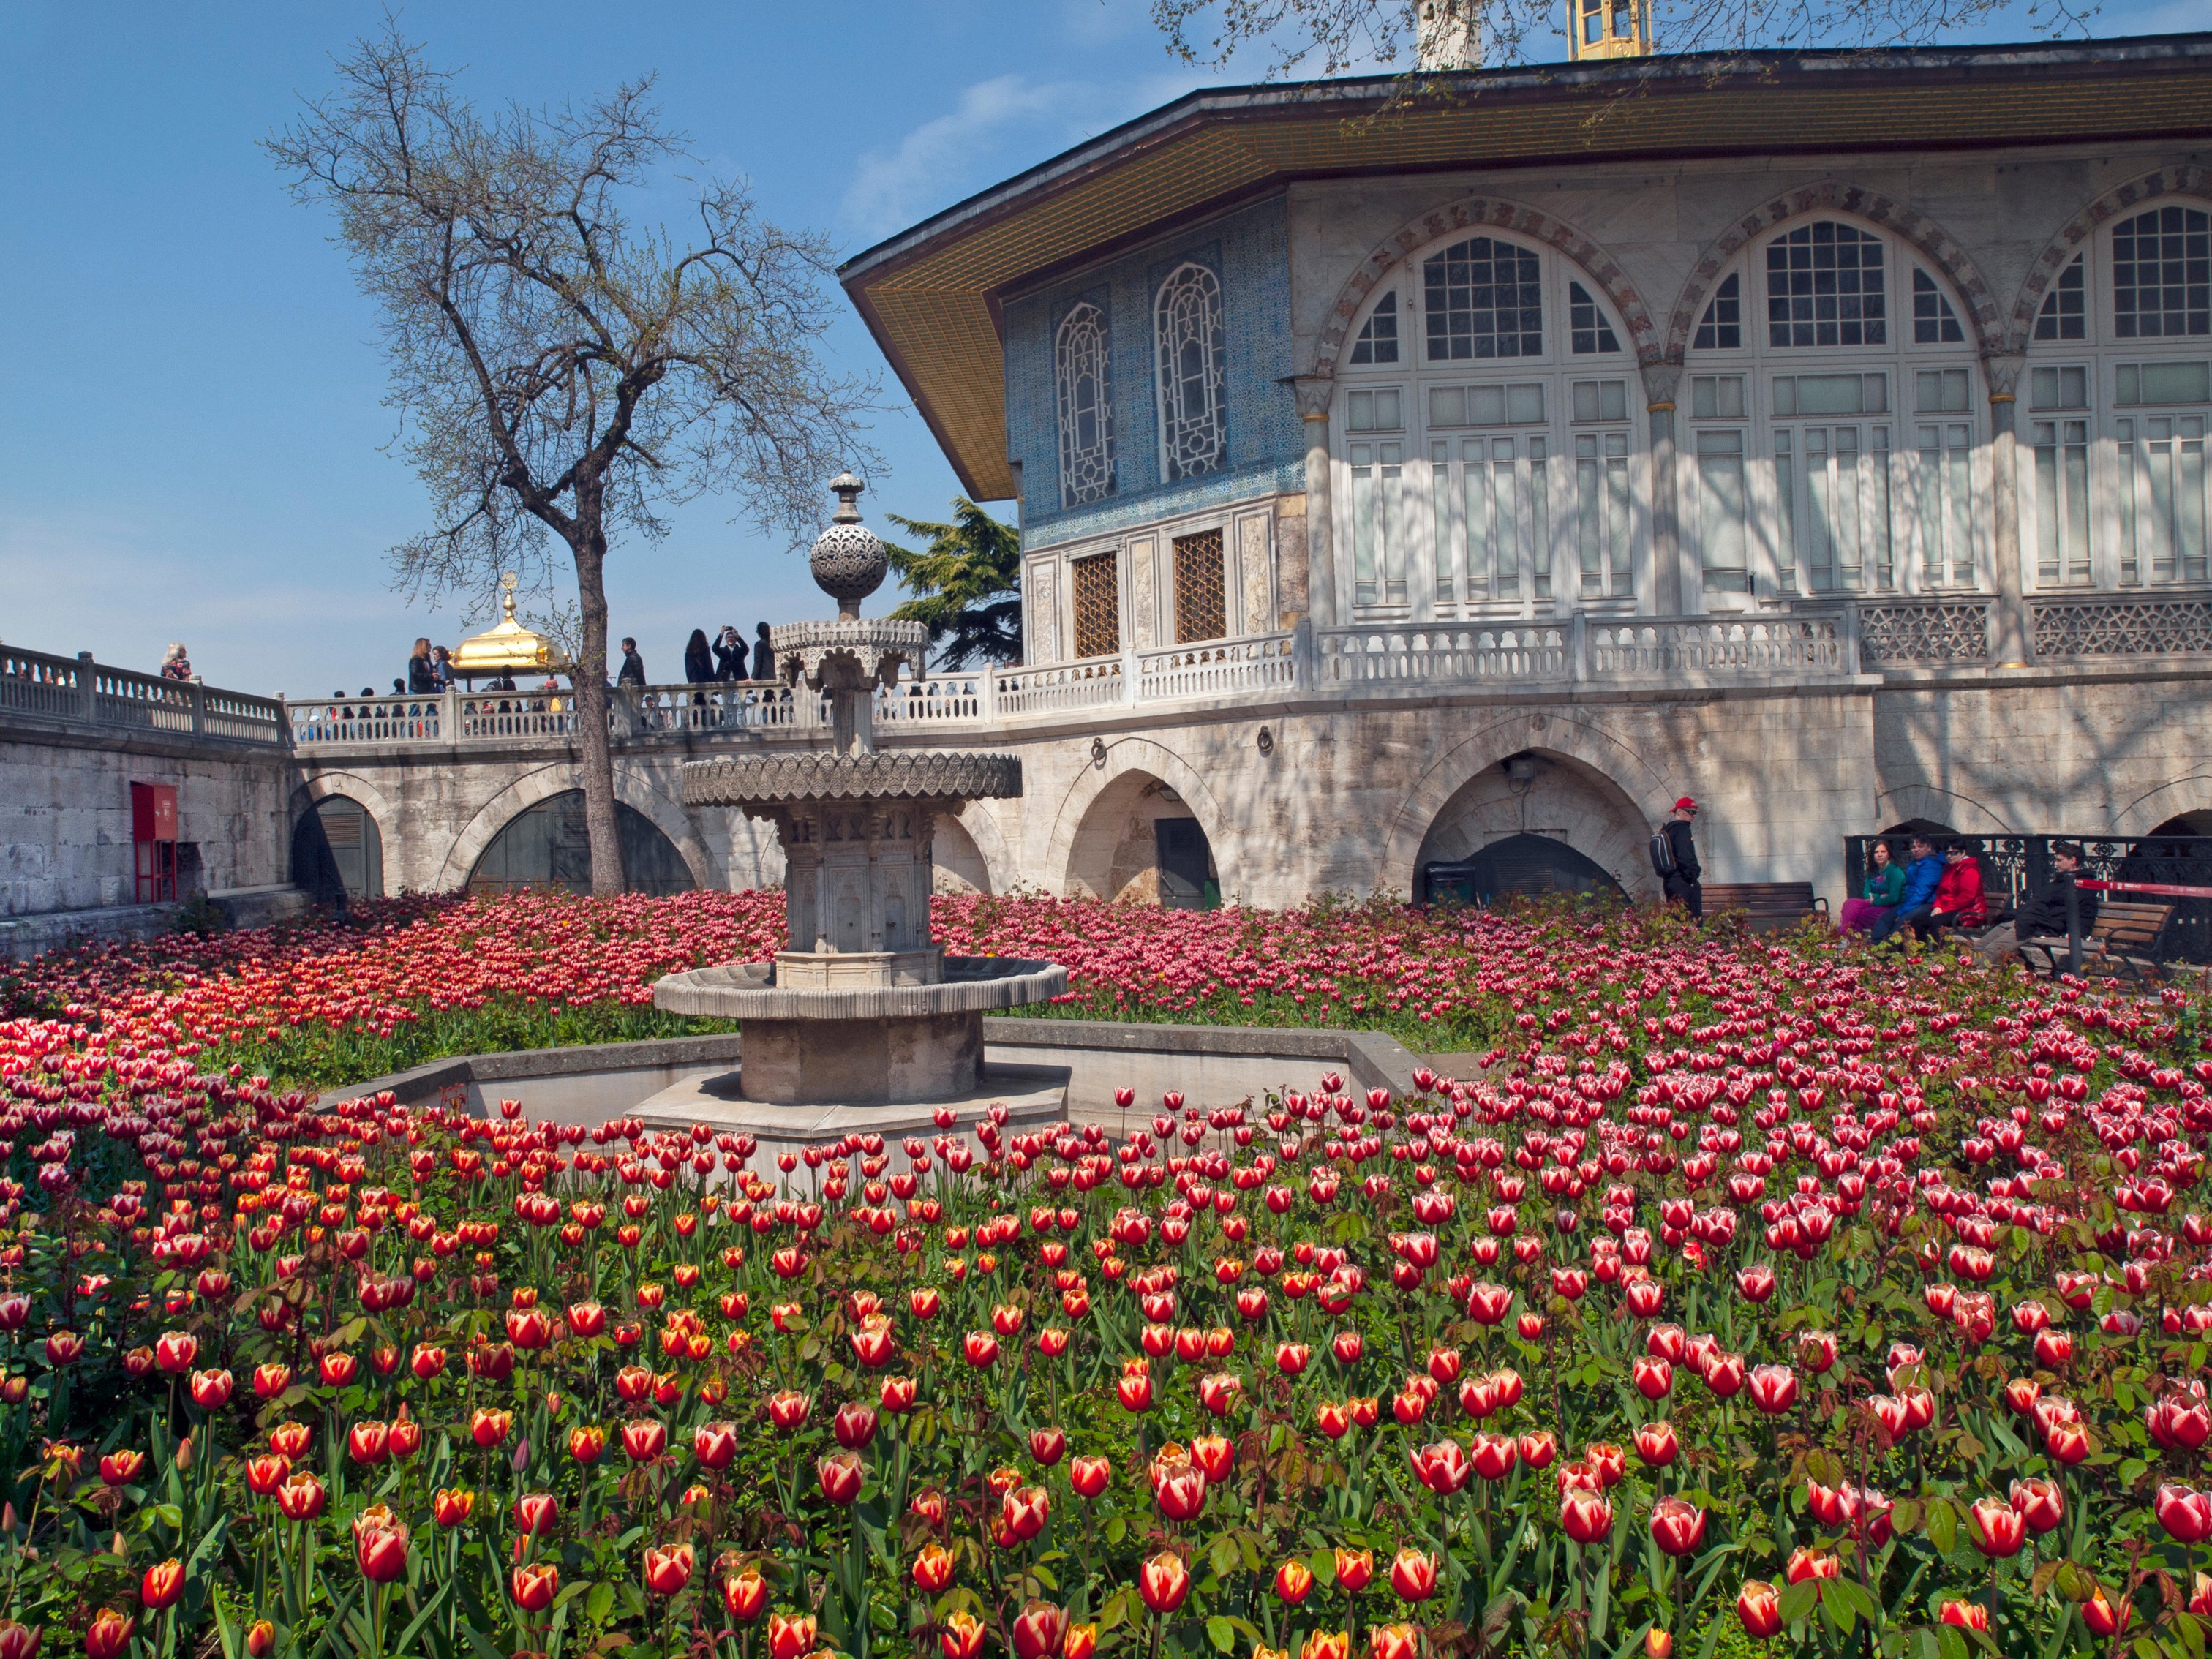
[1694,272,1742,351]
[1069,551,1121,661]
[1857,601,1991,663]
[1767,222,1886,348]
[2113,206,2211,339]
[2036,256,2086,342]
[2034,595,2212,657]
[1350,290,1400,365]
[1423,237,1543,361]
[1172,530,1227,644]
[1056,304,1115,508]
[1156,264,1227,482]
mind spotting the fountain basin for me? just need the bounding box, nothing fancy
[651,956,1066,1103]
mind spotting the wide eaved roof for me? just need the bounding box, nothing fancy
[839,35,2212,500]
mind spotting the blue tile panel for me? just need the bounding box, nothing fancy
[1005,193,1299,552]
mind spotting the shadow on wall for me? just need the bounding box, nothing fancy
[933,813,993,897]
[467,790,693,896]
[1064,770,1220,909]
[1413,750,1650,903]
[293,795,384,903]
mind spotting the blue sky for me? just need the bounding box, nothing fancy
[1,0,2202,696]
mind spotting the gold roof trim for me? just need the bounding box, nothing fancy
[839,38,2212,500]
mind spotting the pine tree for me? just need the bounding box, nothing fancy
[884,499,1023,670]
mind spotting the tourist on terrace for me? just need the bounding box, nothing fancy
[159,642,194,681]
[1660,797,1702,919]
[1871,835,1944,944]
[407,638,436,694]
[1930,843,1989,935]
[617,637,647,688]
[751,621,775,682]
[713,625,746,680]
[431,644,456,690]
[1840,840,1903,933]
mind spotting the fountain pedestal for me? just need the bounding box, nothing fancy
[648,476,1066,1125]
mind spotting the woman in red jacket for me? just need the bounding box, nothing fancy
[1930,843,1987,933]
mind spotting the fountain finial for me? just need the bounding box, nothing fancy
[810,473,887,620]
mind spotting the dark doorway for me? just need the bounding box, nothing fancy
[1154,817,1217,910]
[467,790,694,896]
[293,796,384,903]
[1421,833,1625,906]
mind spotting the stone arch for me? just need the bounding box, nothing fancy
[2115,772,2212,838]
[2007,165,2212,351]
[1044,736,1234,902]
[1870,782,2012,836]
[1311,195,1662,380]
[434,763,713,892]
[947,801,1015,895]
[290,770,402,835]
[1376,712,1672,900]
[1664,181,2002,364]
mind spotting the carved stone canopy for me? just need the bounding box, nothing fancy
[768,617,929,694]
[681,749,1022,808]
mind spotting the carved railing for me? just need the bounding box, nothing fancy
[2,644,285,747]
[1137,633,1297,702]
[1857,599,1992,666]
[2032,590,2212,659]
[992,658,1124,718]
[876,675,988,726]
[1589,615,1850,678]
[290,696,444,745]
[1317,623,1568,685]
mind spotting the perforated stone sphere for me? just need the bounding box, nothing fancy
[810,473,887,616]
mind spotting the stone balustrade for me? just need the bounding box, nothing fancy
[14,587,2212,761]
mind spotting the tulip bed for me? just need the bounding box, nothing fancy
[2,894,2212,1659]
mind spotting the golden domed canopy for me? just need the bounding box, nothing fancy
[451,574,569,680]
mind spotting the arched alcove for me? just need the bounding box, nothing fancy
[1410,748,1653,902]
[292,795,384,903]
[1063,770,1220,908]
[933,813,993,896]
[467,791,694,897]
[1421,832,1626,906]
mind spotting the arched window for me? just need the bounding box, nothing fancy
[2023,207,2212,591]
[1056,303,1114,508]
[1155,264,1226,481]
[468,791,693,896]
[1683,220,1981,603]
[1334,230,1639,621]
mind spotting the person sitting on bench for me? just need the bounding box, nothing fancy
[1929,843,1988,936]
[1964,843,2097,960]
[1872,835,1943,944]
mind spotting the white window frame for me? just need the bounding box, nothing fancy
[1154,263,1227,484]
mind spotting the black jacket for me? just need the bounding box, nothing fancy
[617,649,647,687]
[1663,819,1701,884]
[714,641,745,680]
[684,644,715,684]
[407,655,436,694]
[751,637,775,682]
[2017,874,2098,938]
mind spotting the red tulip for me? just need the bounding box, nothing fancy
[1334,1549,1374,1593]
[1275,1558,1315,1605]
[83,1611,134,1659]
[2010,1476,2064,1535]
[939,1612,985,1659]
[1560,1486,1612,1544]
[276,1472,326,1521]
[1650,1497,1706,1557]
[353,1504,409,1582]
[1071,1454,1112,1498]
[512,1561,559,1612]
[140,1559,184,1611]
[434,1488,475,1527]
[642,1543,694,1597]
[1968,1497,2025,1558]
[1411,1439,1470,1494]
[189,1369,233,1410]
[347,1421,389,1466]
[1748,1363,1797,1415]
[1151,1456,1207,1521]
[1388,1548,1436,1602]
[1138,1551,1190,1613]
[1001,1484,1050,1541]
[1009,1600,1066,1659]
[724,1568,771,1622]
[818,1450,864,1505]
[770,1614,819,1659]
[912,1545,956,1593]
[620,1419,666,1462]
[1633,1421,1678,1468]
[470,1408,513,1449]
[2159,1483,2212,1544]
[513,1491,559,1536]
[100,1450,146,1487]
[1736,1581,1781,1638]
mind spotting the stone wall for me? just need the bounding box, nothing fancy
[0,727,293,917]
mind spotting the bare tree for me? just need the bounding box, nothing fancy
[1151,0,2092,80]
[269,26,876,894]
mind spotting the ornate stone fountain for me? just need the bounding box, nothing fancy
[646,477,1066,1124]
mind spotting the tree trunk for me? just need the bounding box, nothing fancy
[568,522,628,898]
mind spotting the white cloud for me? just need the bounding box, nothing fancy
[840,67,1212,244]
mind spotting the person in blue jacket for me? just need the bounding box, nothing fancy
[1872,835,1944,943]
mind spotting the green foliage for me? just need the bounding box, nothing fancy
[884,499,1023,669]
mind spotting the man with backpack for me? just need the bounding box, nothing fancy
[1649,797,1703,918]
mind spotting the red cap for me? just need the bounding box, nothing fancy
[1673,797,1698,813]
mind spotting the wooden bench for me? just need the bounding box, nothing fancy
[2015,900,2177,983]
[1700,882,1828,933]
